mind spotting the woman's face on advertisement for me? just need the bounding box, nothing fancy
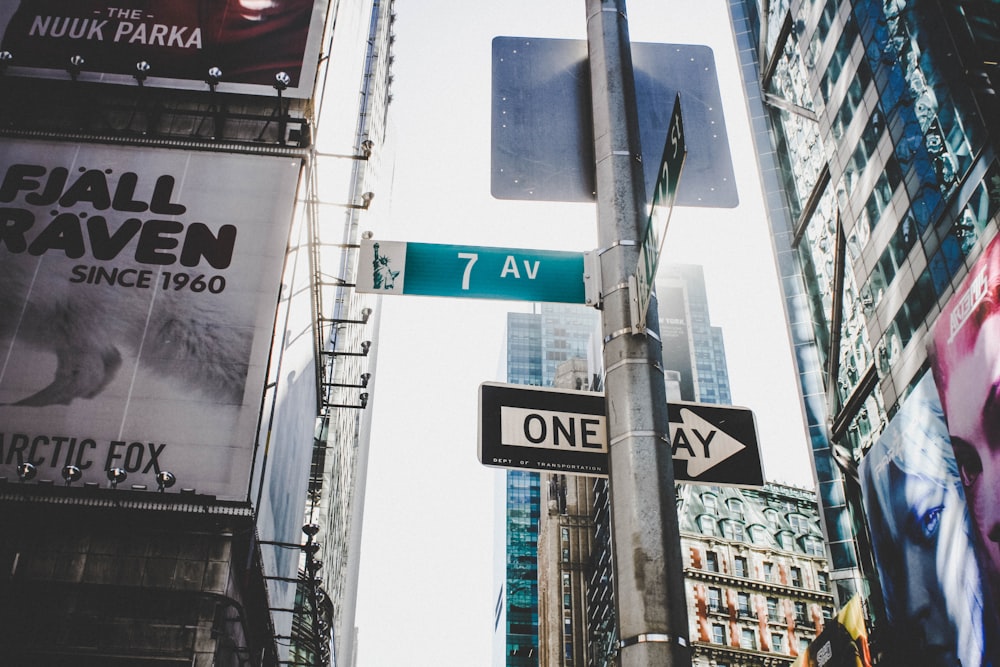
[887,463,957,664]
[944,314,1000,592]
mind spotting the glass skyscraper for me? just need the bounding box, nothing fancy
[731,0,1000,664]
[657,264,733,405]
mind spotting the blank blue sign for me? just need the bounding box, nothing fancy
[491,37,737,208]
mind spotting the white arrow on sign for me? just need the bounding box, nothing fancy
[669,407,745,477]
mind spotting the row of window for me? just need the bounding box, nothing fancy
[700,494,815,531]
[697,515,826,555]
[710,623,811,655]
[703,551,830,591]
[706,587,833,624]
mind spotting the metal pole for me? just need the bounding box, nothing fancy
[585,2,691,666]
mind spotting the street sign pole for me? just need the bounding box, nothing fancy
[586,2,691,667]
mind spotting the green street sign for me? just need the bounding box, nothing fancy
[632,94,686,332]
[357,238,588,303]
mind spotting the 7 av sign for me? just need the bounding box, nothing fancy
[357,238,595,304]
[478,382,764,486]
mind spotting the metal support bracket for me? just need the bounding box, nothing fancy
[584,249,603,309]
[627,273,645,334]
[619,633,689,650]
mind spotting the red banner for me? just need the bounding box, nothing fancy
[0,1,327,96]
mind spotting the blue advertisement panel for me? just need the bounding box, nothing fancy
[0,0,328,97]
[859,372,995,667]
[0,140,300,499]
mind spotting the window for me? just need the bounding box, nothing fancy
[778,531,795,550]
[734,556,748,578]
[741,628,757,650]
[831,59,871,141]
[708,587,723,612]
[763,562,774,582]
[767,597,780,622]
[722,520,745,542]
[790,567,802,588]
[751,525,770,544]
[772,633,785,653]
[795,601,808,624]
[823,606,834,620]
[706,551,719,572]
[727,498,746,521]
[738,592,752,617]
[699,515,718,536]
[702,493,718,514]
[764,508,780,529]
[788,513,810,533]
[712,624,727,645]
[803,535,825,557]
[817,571,830,593]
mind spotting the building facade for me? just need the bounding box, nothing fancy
[0,2,393,665]
[304,3,396,665]
[680,483,833,667]
[489,267,833,667]
[497,305,601,667]
[537,359,601,667]
[730,0,1000,664]
[574,266,832,667]
[658,264,732,405]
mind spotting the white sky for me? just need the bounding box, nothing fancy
[354,1,816,665]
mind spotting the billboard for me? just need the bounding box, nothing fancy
[659,283,695,401]
[253,200,318,645]
[930,232,1000,655]
[0,0,328,97]
[0,140,301,500]
[859,372,994,667]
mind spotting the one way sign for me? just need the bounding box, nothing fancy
[478,383,764,486]
[666,402,762,485]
